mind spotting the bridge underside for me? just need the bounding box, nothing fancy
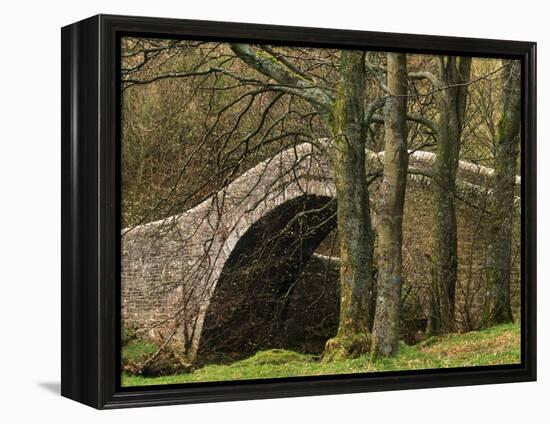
[198,194,340,363]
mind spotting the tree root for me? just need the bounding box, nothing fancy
[322,333,371,362]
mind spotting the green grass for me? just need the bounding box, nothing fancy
[122,322,520,387]
[122,340,158,363]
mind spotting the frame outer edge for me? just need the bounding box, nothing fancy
[525,42,537,382]
[61,14,103,409]
[61,14,537,409]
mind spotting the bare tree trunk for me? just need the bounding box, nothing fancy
[323,50,375,360]
[371,53,409,358]
[485,60,521,325]
[427,56,472,335]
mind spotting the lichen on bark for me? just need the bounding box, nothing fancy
[370,52,409,358]
[427,56,472,335]
[484,60,521,326]
[323,50,375,360]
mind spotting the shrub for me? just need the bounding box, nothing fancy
[122,340,192,377]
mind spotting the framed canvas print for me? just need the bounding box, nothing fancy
[61,14,536,409]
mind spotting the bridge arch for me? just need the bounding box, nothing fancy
[121,143,337,361]
[198,193,338,361]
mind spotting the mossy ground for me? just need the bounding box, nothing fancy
[122,322,520,387]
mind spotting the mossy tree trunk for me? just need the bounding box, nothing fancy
[485,60,521,325]
[323,50,375,360]
[371,53,409,358]
[427,56,472,335]
[229,45,377,359]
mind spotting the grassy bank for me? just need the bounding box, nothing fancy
[122,322,520,387]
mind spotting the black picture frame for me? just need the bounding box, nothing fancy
[61,14,537,409]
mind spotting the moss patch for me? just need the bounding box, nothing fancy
[322,333,371,362]
[238,349,316,366]
[122,341,158,364]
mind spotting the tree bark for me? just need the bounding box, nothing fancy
[371,53,409,358]
[485,60,521,325]
[323,50,375,360]
[427,56,472,335]
[229,45,377,359]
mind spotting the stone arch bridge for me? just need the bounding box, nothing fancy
[121,142,517,363]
